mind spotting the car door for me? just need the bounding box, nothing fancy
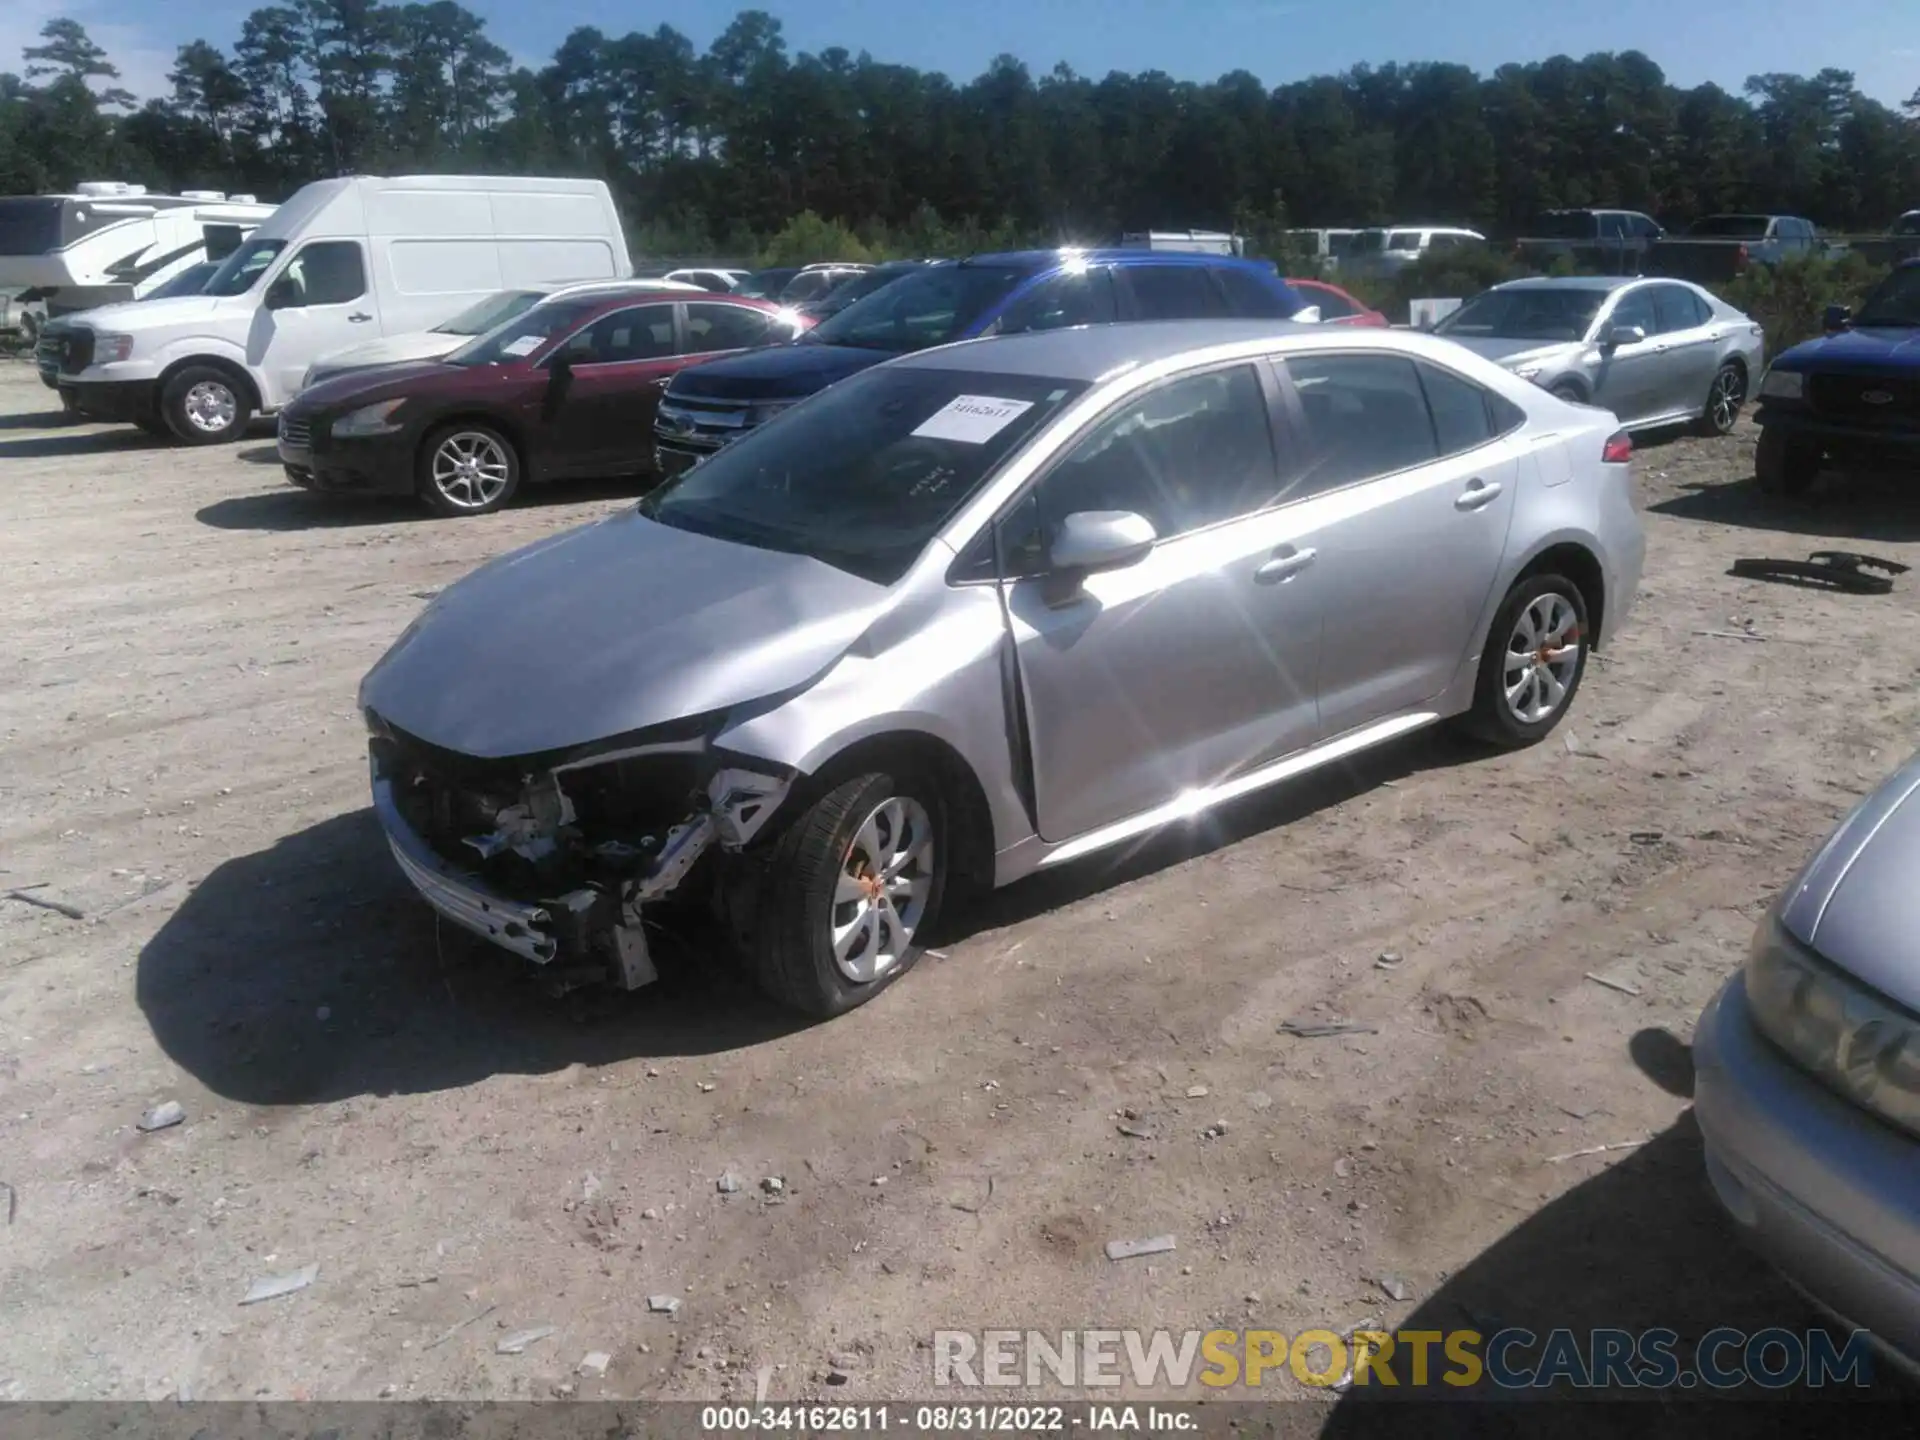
[1587,285,1664,424]
[1649,283,1719,421]
[256,240,376,406]
[999,361,1325,843]
[1274,352,1519,738]
[542,300,679,477]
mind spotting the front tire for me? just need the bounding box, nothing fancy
[1754,427,1819,498]
[1459,573,1591,748]
[417,423,521,517]
[1696,362,1745,436]
[751,772,947,1018]
[161,365,252,445]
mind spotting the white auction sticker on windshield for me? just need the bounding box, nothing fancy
[499,334,544,357]
[911,394,1034,443]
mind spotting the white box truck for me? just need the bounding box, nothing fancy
[45,174,631,444]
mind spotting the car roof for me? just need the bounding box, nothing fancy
[961,248,1269,272]
[1493,275,1650,293]
[891,318,1462,382]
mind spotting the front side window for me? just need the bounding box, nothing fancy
[274,241,366,308]
[993,267,1116,333]
[202,237,287,296]
[638,367,1085,586]
[562,303,675,363]
[443,297,603,367]
[1027,364,1279,544]
[1284,353,1439,493]
[1607,288,1659,337]
[806,264,1027,353]
[684,302,775,353]
[1855,265,1920,327]
[1122,264,1223,322]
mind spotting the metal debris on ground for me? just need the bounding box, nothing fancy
[1201,1121,1228,1139]
[1334,1158,1352,1179]
[829,1351,861,1371]
[760,1176,785,1196]
[1730,550,1909,596]
[1628,831,1664,845]
[950,1177,996,1215]
[579,1351,611,1377]
[1584,972,1643,997]
[1116,1123,1154,1140]
[1375,952,1402,969]
[1185,1085,1209,1098]
[4,887,84,920]
[1547,1138,1647,1164]
[1104,1234,1177,1261]
[496,1325,556,1355]
[647,1294,682,1315]
[424,1303,496,1349]
[137,1101,185,1133]
[697,1081,716,1093]
[1692,629,1768,642]
[755,1364,774,1403]
[717,1172,742,1194]
[1373,1272,1412,1303]
[240,1264,318,1305]
[1278,1020,1378,1039]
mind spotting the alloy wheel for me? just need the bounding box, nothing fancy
[430,431,512,510]
[183,380,238,435]
[1709,367,1744,433]
[829,795,935,983]
[1503,592,1581,726]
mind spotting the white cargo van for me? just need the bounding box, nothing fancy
[48,175,630,444]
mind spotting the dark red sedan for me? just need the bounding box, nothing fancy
[1288,278,1389,327]
[277,286,807,516]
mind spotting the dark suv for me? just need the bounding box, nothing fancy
[653,249,1305,476]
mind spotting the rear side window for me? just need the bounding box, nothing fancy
[684,302,775,353]
[1300,284,1356,320]
[1121,264,1222,321]
[1652,285,1710,333]
[1284,353,1438,493]
[1214,266,1293,319]
[1387,231,1421,251]
[995,267,1116,332]
[1417,362,1493,456]
[282,241,366,307]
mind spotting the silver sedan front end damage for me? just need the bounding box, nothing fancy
[369,728,791,990]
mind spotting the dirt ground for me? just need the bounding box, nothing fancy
[2,355,1918,1413]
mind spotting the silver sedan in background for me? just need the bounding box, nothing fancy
[1695,750,1920,1372]
[1435,276,1766,436]
[359,320,1644,1019]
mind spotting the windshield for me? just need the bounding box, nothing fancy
[806,267,913,316]
[1688,215,1771,239]
[444,297,602,366]
[737,267,801,299]
[433,289,546,336]
[1436,287,1606,342]
[202,237,287,296]
[1856,266,1920,327]
[1528,211,1594,239]
[146,262,220,300]
[637,366,1086,584]
[806,265,1026,352]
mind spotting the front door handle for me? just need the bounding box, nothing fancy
[1455,479,1503,511]
[1254,546,1317,583]
[347,312,373,323]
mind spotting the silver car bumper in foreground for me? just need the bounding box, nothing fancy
[372,775,560,963]
[1694,973,1920,1373]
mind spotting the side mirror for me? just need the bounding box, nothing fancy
[264,277,299,311]
[1823,304,1852,333]
[1603,324,1646,349]
[1042,510,1156,606]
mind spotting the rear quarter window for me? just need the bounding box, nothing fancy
[1213,266,1293,319]
[1121,264,1224,321]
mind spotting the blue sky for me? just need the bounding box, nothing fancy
[7,0,1914,107]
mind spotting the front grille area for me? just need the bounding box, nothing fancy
[1808,373,1919,425]
[654,394,756,452]
[39,325,93,376]
[278,413,313,449]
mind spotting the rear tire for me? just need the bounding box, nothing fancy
[1458,573,1591,748]
[750,771,947,1018]
[417,423,521,517]
[161,365,252,445]
[1695,362,1745,436]
[1754,427,1819,498]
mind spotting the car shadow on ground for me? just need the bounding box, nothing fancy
[1318,1046,1904,1436]
[942,725,1484,943]
[194,475,646,531]
[0,428,168,460]
[136,807,805,1106]
[236,443,284,465]
[0,407,74,430]
[1650,471,1920,546]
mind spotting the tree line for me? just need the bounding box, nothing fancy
[3,5,1919,258]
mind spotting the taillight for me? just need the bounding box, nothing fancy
[1602,430,1633,465]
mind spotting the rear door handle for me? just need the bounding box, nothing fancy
[347,312,372,323]
[1455,479,1503,511]
[1254,546,1317,583]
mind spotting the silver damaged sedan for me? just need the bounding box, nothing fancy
[1696,752,1920,1370]
[359,320,1645,1016]
[1434,276,1766,436]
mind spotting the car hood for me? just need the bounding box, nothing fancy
[290,361,461,415]
[312,332,462,374]
[1779,750,1920,1010]
[71,294,232,331]
[1439,337,1579,368]
[666,342,889,400]
[1772,327,1920,373]
[359,507,890,759]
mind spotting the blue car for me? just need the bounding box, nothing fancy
[1753,259,1920,496]
[653,249,1306,476]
